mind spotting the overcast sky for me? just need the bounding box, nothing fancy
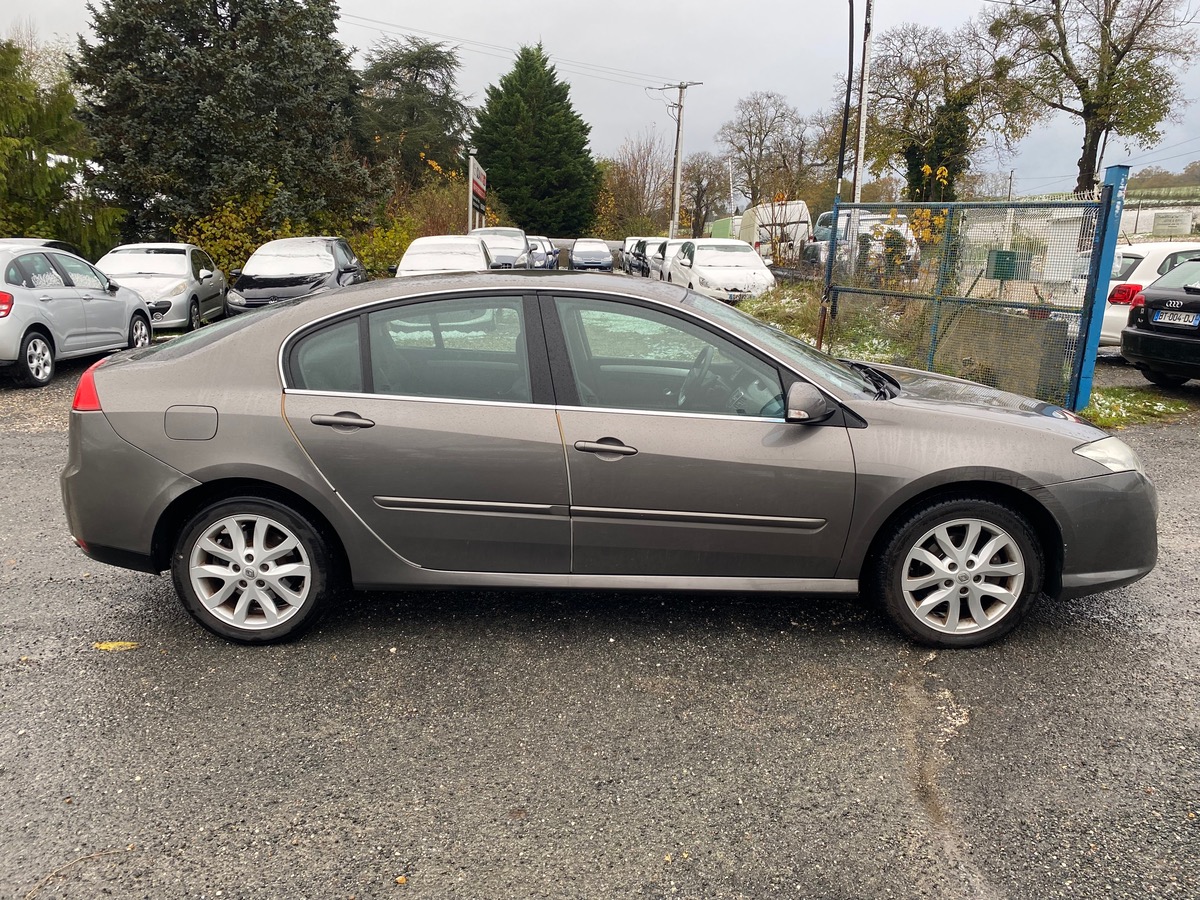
[13,0,1200,196]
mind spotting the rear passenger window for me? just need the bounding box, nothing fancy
[291,319,363,393]
[16,253,65,288]
[367,297,530,402]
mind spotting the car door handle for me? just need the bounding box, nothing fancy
[573,439,637,457]
[311,413,375,430]
[38,295,53,302]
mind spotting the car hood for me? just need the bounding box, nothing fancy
[107,274,186,299]
[875,364,1105,441]
[234,273,331,299]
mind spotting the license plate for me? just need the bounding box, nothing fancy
[1153,309,1199,326]
[728,292,747,301]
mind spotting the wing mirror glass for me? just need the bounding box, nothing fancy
[785,382,836,424]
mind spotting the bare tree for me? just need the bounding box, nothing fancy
[609,129,672,223]
[6,17,71,88]
[717,91,802,207]
[983,0,1198,193]
[681,151,727,237]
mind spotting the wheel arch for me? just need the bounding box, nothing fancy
[856,480,1064,598]
[23,323,55,353]
[150,477,351,581]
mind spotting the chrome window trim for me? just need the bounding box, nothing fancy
[275,282,857,410]
[283,387,785,423]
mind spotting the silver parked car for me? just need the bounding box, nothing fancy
[61,274,1157,647]
[1,245,151,386]
[96,242,227,331]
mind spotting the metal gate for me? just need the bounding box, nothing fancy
[822,167,1128,410]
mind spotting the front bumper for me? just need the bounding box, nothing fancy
[1045,469,1158,598]
[1120,326,1200,378]
[146,296,189,328]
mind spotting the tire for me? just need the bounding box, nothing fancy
[171,497,335,643]
[186,299,201,332]
[667,274,672,283]
[15,330,54,387]
[870,497,1043,648]
[128,314,151,349]
[1140,368,1189,388]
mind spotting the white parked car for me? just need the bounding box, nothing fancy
[648,239,688,281]
[390,236,492,277]
[1096,241,1200,346]
[96,242,227,331]
[667,239,776,303]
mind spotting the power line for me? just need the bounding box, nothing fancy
[339,12,673,87]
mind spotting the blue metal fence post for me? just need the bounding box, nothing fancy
[1070,164,1129,411]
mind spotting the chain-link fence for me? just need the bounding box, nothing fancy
[821,194,1113,408]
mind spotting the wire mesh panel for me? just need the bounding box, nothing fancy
[823,197,1109,407]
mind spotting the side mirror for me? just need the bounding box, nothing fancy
[679,257,692,268]
[198,268,213,281]
[230,268,243,279]
[105,279,120,294]
[387,264,398,276]
[785,382,836,424]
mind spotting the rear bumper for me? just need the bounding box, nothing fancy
[1045,469,1158,598]
[1120,326,1200,377]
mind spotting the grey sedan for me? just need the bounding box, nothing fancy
[1,245,151,386]
[97,242,227,331]
[61,274,1157,647]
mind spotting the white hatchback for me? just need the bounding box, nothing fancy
[667,238,776,303]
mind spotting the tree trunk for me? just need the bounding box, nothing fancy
[1075,116,1103,195]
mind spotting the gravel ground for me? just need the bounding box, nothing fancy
[1,343,1196,899]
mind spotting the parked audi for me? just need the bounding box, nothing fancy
[1120,257,1200,386]
[1,244,151,386]
[97,242,227,331]
[226,237,368,315]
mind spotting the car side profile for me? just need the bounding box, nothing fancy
[61,274,1156,649]
[1,245,151,386]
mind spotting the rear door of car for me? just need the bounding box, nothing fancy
[283,291,571,573]
[541,291,856,578]
[9,252,89,352]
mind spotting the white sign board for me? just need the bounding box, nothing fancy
[1152,211,1193,236]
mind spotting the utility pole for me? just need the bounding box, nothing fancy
[850,0,874,204]
[654,81,702,240]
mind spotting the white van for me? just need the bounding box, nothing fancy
[737,200,811,263]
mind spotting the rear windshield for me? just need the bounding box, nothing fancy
[1148,259,1200,290]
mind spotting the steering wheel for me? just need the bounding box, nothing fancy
[677,345,714,408]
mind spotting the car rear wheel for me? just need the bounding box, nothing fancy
[128,314,151,349]
[172,498,334,643]
[15,331,54,387]
[871,497,1043,648]
[1139,368,1189,388]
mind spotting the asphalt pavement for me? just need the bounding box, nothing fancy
[0,353,1196,899]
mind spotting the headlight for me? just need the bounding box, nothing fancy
[1074,436,1144,474]
[697,274,713,289]
[227,290,246,306]
[515,253,529,266]
[166,281,187,297]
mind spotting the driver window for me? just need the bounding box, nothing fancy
[553,297,783,417]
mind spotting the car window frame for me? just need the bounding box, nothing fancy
[282,290,555,406]
[12,251,70,290]
[49,252,109,291]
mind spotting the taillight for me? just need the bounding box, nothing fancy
[72,359,106,411]
[1131,292,1146,308]
[0,291,12,317]
[1108,283,1142,305]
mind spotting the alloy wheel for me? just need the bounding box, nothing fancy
[25,336,53,383]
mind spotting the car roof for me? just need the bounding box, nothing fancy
[105,242,195,251]
[408,235,484,246]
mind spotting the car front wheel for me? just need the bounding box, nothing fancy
[128,314,151,349]
[871,497,1043,648]
[172,497,335,643]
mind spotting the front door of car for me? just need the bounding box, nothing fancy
[543,293,856,578]
[283,293,571,574]
[191,249,223,317]
[10,253,89,352]
[52,253,126,347]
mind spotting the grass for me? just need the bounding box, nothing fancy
[1079,386,1197,429]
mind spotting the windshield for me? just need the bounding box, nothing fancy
[399,247,485,270]
[1148,259,1200,290]
[694,244,764,268]
[575,241,609,253]
[478,234,525,254]
[684,292,878,398]
[99,249,188,276]
[244,242,335,277]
